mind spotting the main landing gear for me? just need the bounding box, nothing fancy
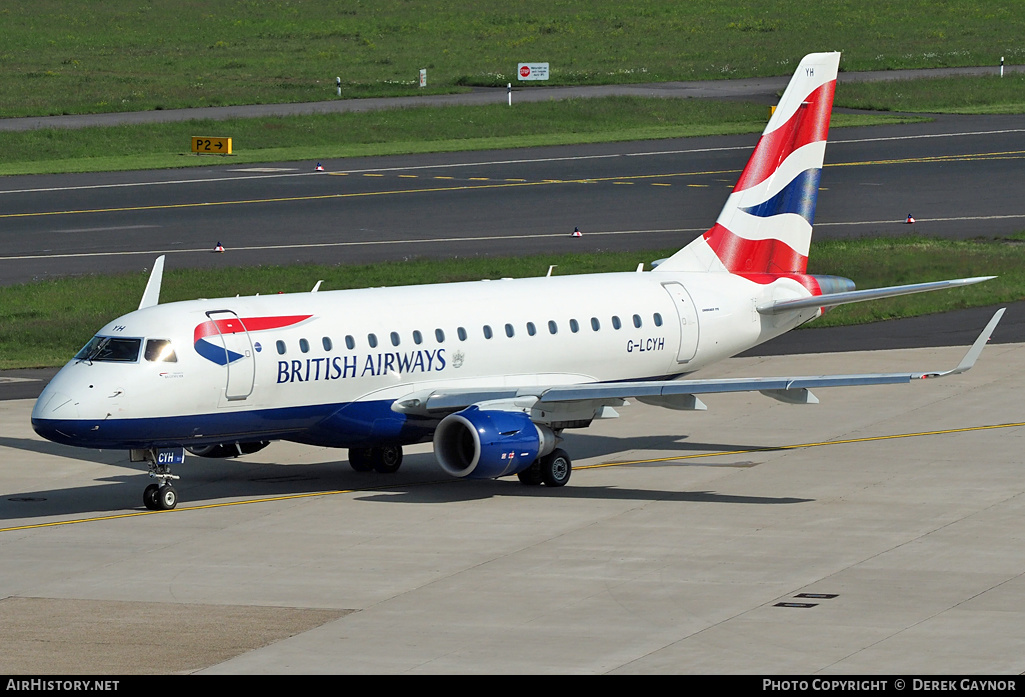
[348,445,404,474]
[516,448,572,488]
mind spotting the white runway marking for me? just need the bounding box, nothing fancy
[2,213,1023,262]
[49,224,159,234]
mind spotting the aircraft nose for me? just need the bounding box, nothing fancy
[32,390,79,420]
[31,388,86,445]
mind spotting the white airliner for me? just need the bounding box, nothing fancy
[32,52,1003,510]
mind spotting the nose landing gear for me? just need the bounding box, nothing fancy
[132,447,183,510]
[143,482,178,510]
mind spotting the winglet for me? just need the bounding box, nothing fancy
[138,256,165,310]
[949,308,1005,375]
[919,308,1005,378]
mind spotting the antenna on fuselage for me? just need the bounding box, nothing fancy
[138,256,165,310]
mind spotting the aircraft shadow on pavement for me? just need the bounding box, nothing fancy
[557,431,781,462]
[0,433,810,521]
[352,478,811,506]
[0,435,134,468]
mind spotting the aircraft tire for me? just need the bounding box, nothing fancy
[157,485,178,510]
[372,446,403,474]
[541,449,572,487]
[143,483,160,510]
[348,448,375,472]
[517,462,543,485]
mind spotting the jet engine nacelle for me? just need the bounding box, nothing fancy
[433,406,556,479]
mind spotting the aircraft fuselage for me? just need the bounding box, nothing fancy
[31,270,815,451]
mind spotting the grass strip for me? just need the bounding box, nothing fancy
[2,1,1021,116]
[835,74,1025,114]
[0,99,918,176]
[2,235,1022,370]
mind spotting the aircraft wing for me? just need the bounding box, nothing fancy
[395,309,1004,417]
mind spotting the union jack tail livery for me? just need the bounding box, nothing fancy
[657,52,839,277]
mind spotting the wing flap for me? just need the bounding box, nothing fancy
[541,308,1002,404]
[395,310,1003,416]
[538,372,911,403]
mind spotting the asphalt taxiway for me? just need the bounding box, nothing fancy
[2,336,1024,674]
[2,113,1024,286]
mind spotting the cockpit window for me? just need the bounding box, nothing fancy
[144,339,177,363]
[75,336,142,363]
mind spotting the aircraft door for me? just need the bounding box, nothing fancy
[661,282,699,363]
[205,310,255,401]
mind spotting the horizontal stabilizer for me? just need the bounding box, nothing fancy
[757,276,994,315]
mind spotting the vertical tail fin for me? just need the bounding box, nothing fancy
[655,52,840,275]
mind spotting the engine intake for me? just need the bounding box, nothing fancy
[434,406,555,479]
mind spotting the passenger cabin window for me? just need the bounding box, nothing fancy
[390,331,400,347]
[653,313,663,327]
[483,325,493,340]
[413,330,423,345]
[435,328,445,343]
[569,319,579,333]
[548,320,558,335]
[276,340,286,355]
[633,314,642,328]
[612,316,622,330]
[368,333,378,348]
[345,335,355,350]
[505,323,514,338]
[526,322,536,336]
[591,317,601,331]
[457,327,467,341]
[74,336,142,363]
[144,339,177,363]
[299,338,310,353]
[322,337,333,351]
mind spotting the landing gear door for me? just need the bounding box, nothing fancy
[661,282,699,363]
[205,310,255,401]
